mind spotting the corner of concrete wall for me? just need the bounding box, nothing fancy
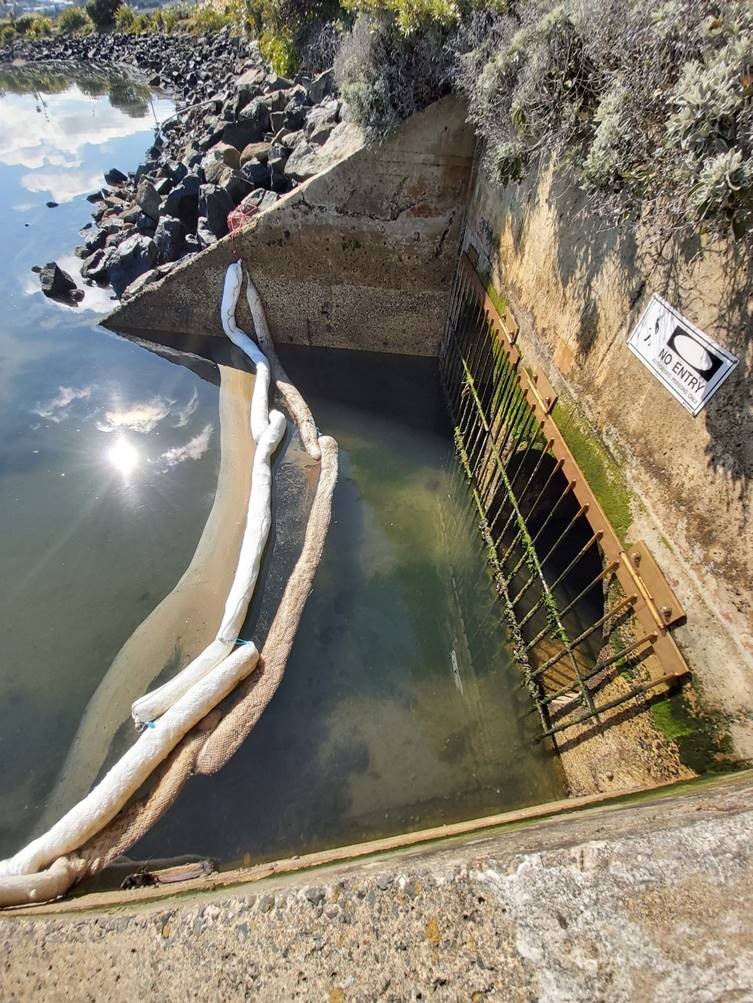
[464,159,753,752]
[105,94,475,357]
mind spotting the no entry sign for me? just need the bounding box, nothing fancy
[628,295,738,416]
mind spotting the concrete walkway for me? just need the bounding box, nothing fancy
[2,773,752,1001]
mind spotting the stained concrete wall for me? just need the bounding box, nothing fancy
[4,772,753,999]
[465,163,753,752]
[106,94,474,356]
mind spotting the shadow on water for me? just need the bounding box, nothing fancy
[133,346,566,869]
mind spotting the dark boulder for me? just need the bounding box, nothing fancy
[238,97,271,134]
[240,158,269,189]
[137,183,161,222]
[81,248,111,283]
[104,167,128,186]
[136,212,157,235]
[305,100,340,146]
[162,173,201,230]
[283,88,309,131]
[40,261,78,301]
[268,145,290,193]
[308,68,334,104]
[107,234,159,298]
[83,228,108,256]
[240,141,272,166]
[218,168,253,205]
[154,216,186,263]
[196,217,218,248]
[184,233,202,255]
[199,184,234,238]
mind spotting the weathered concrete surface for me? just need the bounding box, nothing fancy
[3,772,753,1000]
[106,95,474,356]
[466,163,753,753]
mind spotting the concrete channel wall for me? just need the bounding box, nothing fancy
[4,772,753,999]
[464,164,753,757]
[106,94,475,356]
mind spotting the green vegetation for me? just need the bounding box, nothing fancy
[651,688,733,774]
[85,0,121,28]
[332,0,753,245]
[57,6,93,32]
[553,392,634,543]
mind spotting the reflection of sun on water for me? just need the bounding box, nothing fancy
[107,436,140,477]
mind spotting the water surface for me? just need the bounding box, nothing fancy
[0,66,226,856]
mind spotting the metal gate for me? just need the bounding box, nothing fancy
[440,251,690,739]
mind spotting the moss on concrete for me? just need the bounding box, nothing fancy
[650,689,732,775]
[484,277,507,319]
[552,392,634,543]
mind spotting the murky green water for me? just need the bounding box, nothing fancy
[133,347,566,868]
[0,64,565,873]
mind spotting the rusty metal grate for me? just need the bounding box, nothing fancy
[440,251,690,739]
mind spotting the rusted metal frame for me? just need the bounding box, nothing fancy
[471,381,529,501]
[443,265,468,362]
[521,532,606,653]
[534,505,593,578]
[439,270,462,375]
[445,295,479,421]
[530,593,638,680]
[485,381,532,481]
[466,373,533,522]
[489,435,554,545]
[452,254,690,711]
[498,411,546,505]
[516,374,688,682]
[539,629,659,713]
[454,424,550,733]
[458,363,595,720]
[539,672,686,738]
[443,296,472,403]
[481,404,544,538]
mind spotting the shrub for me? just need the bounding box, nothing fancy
[26,15,53,37]
[260,28,298,75]
[0,22,15,43]
[188,4,233,33]
[335,9,453,136]
[58,5,93,32]
[153,5,191,32]
[452,0,753,242]
[113,2,135,29]
[85,0,122,28]
[13,13,36,34]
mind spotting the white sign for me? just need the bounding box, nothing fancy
[628,295,738,416]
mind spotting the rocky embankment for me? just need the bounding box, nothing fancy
[4,29,344,303]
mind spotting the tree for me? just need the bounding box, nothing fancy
[85,0,121,29]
